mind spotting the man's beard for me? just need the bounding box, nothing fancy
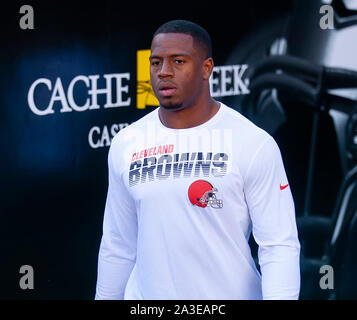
[160,101,183,111]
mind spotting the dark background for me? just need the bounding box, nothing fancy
[1,0,353,299]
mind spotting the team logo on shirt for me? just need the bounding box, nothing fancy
[129,149,228,187]
[188,180,223,209]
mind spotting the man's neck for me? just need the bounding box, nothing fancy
[158,98,220,130]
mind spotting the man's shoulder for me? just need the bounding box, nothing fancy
[222,104,281,179]
[111,108,157,148]
[221,103,272,145]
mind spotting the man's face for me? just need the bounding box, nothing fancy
[150,33,209,110]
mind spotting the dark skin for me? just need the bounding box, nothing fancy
[150,32,220,129]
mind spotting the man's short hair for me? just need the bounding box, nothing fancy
[153,20,212,59]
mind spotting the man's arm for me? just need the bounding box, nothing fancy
[243,136,301,300]
[95,143,137,300]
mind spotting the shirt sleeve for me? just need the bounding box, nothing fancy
[95,143,138,300]
[243,136,301,300]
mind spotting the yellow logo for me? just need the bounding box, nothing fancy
[136,49,159,109]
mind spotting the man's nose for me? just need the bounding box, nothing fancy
[158,59,174,78]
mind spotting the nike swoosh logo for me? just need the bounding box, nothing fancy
[280,184,289,190]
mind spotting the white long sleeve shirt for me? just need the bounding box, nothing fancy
[95,102,301,300]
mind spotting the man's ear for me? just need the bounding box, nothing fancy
[203,57,214,80]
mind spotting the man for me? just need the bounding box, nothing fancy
[95,20,301,300]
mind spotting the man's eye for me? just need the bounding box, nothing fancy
[175,59,184,64]
[151,61,160,66]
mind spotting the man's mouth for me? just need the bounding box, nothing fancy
[158,84,177,97]
[160,88,177,96]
